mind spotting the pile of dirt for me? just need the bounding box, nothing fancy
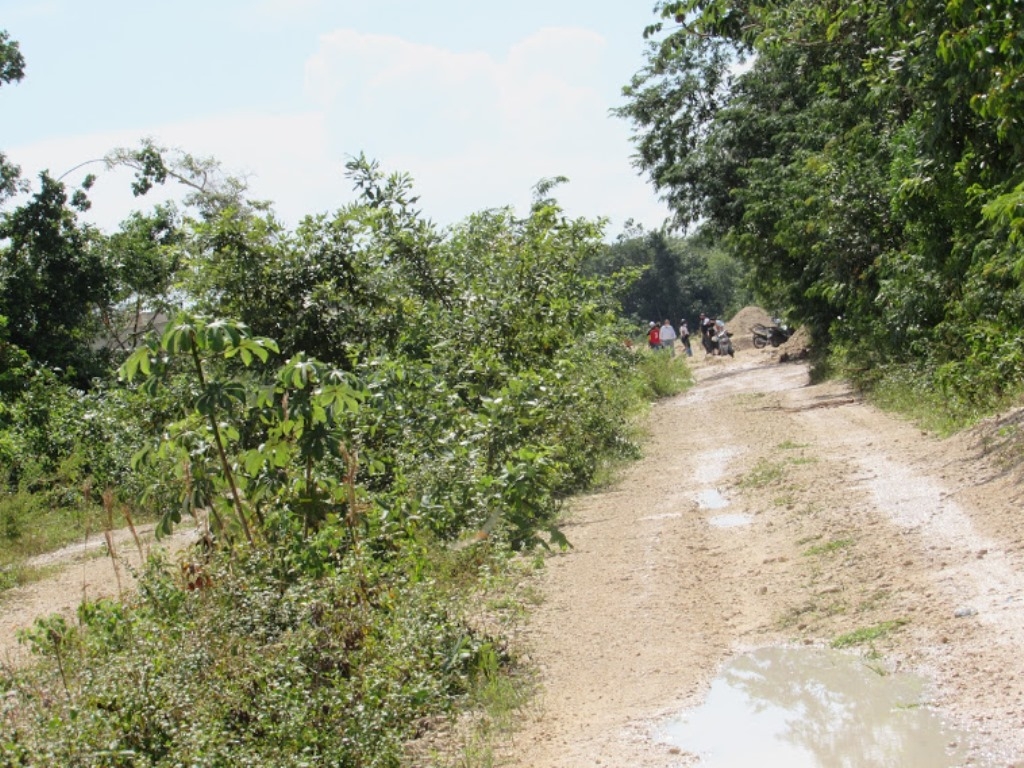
[726,306,774,350]
[723,306,812,356]
[781,324,812,354]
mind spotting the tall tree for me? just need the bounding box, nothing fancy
[586,228,748,325]
[0,173,111,382]
[0,30,24,85]
[0,30,27,203]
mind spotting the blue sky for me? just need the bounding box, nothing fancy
[1,0,671,236]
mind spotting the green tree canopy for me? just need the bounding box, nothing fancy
[0,30,27,203]
[0,30,24,86]
[0,171,113,382]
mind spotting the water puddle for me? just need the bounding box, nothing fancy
[696,489,729,510]
[708,513,753,528]
[657,647,977,767]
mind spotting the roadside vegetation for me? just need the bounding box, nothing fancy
[831,619,910,651]
[0,163,692,763]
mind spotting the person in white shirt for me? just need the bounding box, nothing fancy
[679,320,692,356]
[659,319,677,355]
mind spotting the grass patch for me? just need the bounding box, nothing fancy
[831,618,908,649]
[0,491,117,595]
[868,381,965,436]
[803,537,854,557]
[635,350,693,399]
[777,440,810,450]
[788,456,817,466]
[457,654,534,766]
[0,562,61,599]
[857,362,1021,437]
[856,590,892,613]
[738,459,785,489]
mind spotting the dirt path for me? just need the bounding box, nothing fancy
[502,348,1024,767]
[0,523,197,666]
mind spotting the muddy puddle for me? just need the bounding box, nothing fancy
[656,646,982,767]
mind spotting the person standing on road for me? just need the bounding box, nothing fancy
[659,319,677,355]
[699,313,716,355]
[679,320,692,357]
[647,321,661,350]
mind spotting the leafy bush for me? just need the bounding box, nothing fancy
[0,162,677,764]
[2,544,504,768]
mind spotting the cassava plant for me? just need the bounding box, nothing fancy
[123,314,376,562]
[123,313,278,545]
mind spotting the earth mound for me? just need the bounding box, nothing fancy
[725,306,812,356]
[726,306,774,350]
[782,324,812,354]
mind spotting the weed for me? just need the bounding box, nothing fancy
[739,459,785,489]
[803,538,854,557]
[864,366,998,437]
[777,440,810,450]
[777,601,818,628]
[864,659,887,675]
[831,619,908,649]
[856,590,891,613]
[636,351,693,399]
[788,456,817,466]
[822,600,848,617]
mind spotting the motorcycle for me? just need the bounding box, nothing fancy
[714,331,735,357]
[751,322,792,349]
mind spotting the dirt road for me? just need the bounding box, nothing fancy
[502,348,1024,767]
[0,523,195,666]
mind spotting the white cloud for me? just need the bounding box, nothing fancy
[301,25,667,231]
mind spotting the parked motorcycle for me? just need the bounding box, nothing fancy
[751,322,792,349]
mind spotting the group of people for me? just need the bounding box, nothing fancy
[698,313,734,357]
[646,314,734,358]
[646,319,692,356]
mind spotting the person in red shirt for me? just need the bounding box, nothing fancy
[647,321,661,350]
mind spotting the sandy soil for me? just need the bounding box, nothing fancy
[500,344,1024,767]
